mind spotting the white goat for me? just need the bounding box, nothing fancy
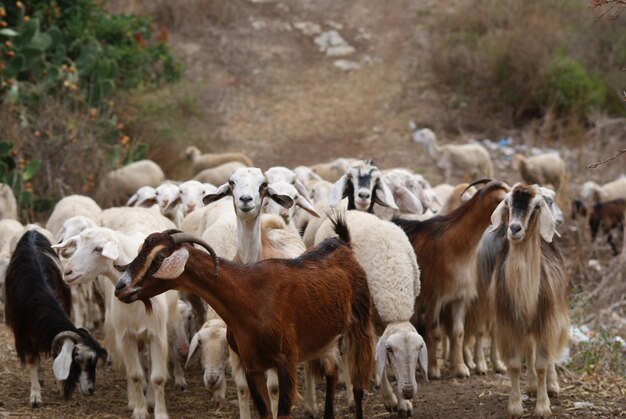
[0,183,17,220]
[203,167,322,419]
[412,128,493,182]
[53,227,187,419]
[127,186,157,208]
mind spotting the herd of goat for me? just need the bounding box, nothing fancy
[1,129,626,419]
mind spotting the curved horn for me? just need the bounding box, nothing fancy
[460,178,493,197]
[163,229,183,236]
[170,233,219,277]
[52,331,82,355]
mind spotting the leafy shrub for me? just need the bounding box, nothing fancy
[0,0,182,219]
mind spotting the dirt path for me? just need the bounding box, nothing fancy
[1,322,623,418]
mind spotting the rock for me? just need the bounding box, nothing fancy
[294,21,321,36]
[334,60,360,71]
[314,30,355,57]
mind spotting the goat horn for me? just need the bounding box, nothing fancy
[163,229,183,235]
[170,233,219,277]
[52,331,82,355]
[461,178,492,196]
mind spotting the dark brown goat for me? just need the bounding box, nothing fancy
[589,198,625,256]
[114,218,374,419]
[4,230,107,407]
[393,179,509,379]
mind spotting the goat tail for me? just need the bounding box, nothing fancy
[328,212,351,247]
[344,269,374,391]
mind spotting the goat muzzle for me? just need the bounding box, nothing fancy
[168,232,219,277]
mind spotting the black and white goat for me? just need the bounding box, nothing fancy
[329,160,398,212]
[3,230,107,407]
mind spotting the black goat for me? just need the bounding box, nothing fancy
[4,230,107,407]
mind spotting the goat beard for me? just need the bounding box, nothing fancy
[141,298,154,314]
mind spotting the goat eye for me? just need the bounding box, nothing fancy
[386,346,393,353]
[94,247,103,253]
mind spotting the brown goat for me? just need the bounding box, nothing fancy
[114,220,374,419]
[393,179,509,379]
[589,198,625,256]
[489,183,569,417]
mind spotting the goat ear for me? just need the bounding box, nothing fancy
[267,185,295,209]
[418,342,429,382]
[375,336,388,386]
[101,241,120,261]
[186,332,201,369]
[295,194,320,218]
[154,247,189,279]
[52,340,75,381]
[489,199,506,232]
[374,179,399,210]
[394,186,424,214]
[203,183,231,205]
[293,179,310,199]
[329,175,348,208]
[538,199,556,242]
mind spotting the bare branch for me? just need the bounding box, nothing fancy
[586,148,626,168]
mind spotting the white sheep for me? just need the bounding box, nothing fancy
[46,195,102,238]
[193,161,248,186]
[127,186,157,208]
[53,227,185,419]
[95,160,165,208]
[184,146,253,175]
[98,206,176,235]
[581,176,626,203]
[155,182,184,226]
[412,128,494,182]
[511,153,566,192]
[185,319,229,403]
[0,183,17,220]
[179,180,215,216]
[262,181,319,231]
[315,211,427,417]
[181,197,234,237]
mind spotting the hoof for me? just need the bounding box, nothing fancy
[428,368,441,380]
[384,403,398,413]
[534,405,552,418]
[507,403,524,418]
[493,363,507,374]
[30,397,42,408]
[175,383,186,392]
[398,409,410,418]
[454,364,470,378]
[132,409,149,419]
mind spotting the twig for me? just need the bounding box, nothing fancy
[586,148,626,168]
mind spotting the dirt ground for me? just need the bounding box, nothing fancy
[1,0,626,417]
[0,321,624,419]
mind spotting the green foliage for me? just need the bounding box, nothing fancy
[545,55,607,116]
[0,0,183,217]
[568,330,626,377]
[430,0,625,122]
[0,140,52,211]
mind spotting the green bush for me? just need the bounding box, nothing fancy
[0,0,183,218]
[545,54,607,116]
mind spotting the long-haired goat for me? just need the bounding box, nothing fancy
[114,219,374,419]
[489,183,569,417]
[393,179,509,379]
[4,230,107,407]
[464,186,564,375]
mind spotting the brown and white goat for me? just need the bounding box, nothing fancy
[393,179,509,378]
[489,183,569,417]
[114,221,374,419]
